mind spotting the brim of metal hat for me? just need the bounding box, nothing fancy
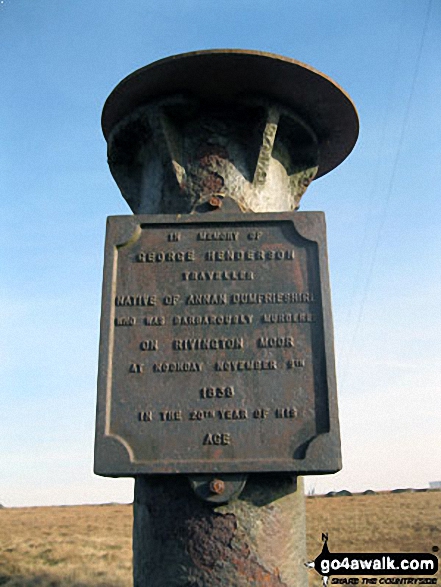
[102,49,359,179]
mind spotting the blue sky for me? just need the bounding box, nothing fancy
[1,0,440,506]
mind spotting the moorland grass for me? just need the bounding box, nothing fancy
[0,491,439,586]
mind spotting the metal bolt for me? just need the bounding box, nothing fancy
[208,195,223,209]
[209,479,225,494]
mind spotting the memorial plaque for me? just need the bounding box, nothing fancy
[94,211,340,476]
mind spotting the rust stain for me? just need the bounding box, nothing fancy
[196,145,228,196]
[197,144,229,167]
[201,172,224,195]
[186,509,289,586]
[186,512,236,570]
[229,551,289,586]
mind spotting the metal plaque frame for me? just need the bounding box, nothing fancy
[94,211,340,476]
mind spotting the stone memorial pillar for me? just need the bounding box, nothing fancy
[94,50,358,587]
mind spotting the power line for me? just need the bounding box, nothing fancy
[339,0,407,372]
[341,0,433,385]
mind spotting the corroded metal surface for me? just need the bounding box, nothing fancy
[97,49,357,587]
[102,49,359,180]
[133,475,307,586]
[188,474,248,504]
[106,95,319,214]
[94,210,340,476]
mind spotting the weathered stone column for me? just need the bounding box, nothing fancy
[97,49,358,587]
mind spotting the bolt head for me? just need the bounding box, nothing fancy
[209,479,225,494]
[208,195,223,209]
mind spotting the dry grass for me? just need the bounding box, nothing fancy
[0,492,439,586]
[306,491,441,587]
[0,504,132,586]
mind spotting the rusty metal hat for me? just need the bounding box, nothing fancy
[102,49,359,178]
